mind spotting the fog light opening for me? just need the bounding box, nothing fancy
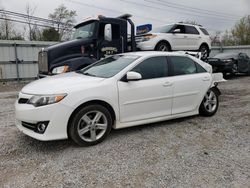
[37,123,47,133]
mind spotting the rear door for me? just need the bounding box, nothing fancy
[184,25,201,50]
[118,56,173,122]
[169,56,211,114]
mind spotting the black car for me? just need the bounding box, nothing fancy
[207,52,250,76]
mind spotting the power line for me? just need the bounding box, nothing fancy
[121,0,238,22]
[65,0,166,24]
[156,0,241,18]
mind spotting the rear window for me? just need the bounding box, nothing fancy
[200,28,209,35]
[185,26,199,35]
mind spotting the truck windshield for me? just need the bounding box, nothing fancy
[152,24,174,33]
[72,22,97,40]
[79,55,140,78]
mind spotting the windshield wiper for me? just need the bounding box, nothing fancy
[81,72,97,77]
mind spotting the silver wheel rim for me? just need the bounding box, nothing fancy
[203,90,217,113]
[158,45,168,51]
[77,110,108,142]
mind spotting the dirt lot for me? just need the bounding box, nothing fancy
[0,76,249,188]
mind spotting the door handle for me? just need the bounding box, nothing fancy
[163,82,173,87]
[184,36,188,38]
[202,77,210,81]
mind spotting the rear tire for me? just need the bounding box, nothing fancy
[69,104,112,146]
[155,41,170,51]
[199,88,219,116]
[199,44,209,60]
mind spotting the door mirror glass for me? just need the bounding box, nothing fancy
[173,28,181,33]
[126,71,142,81]
[104,24,112,42]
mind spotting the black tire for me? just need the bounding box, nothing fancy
[231,63,238,75]
[155,41,170,51]
[69,104,112,146]
[199,44,209,60]
[199,88,219,117]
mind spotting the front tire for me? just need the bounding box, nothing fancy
[199,88,219,116]
[69,104,112,146]
[155,41,170,51]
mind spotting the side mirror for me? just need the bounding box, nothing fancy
[104,24,112,42]
[126,71,142,81]
[173,28,181,33]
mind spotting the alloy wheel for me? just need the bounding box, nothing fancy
[203,90,217,113]
[77,110,108,142]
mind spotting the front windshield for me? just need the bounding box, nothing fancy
[152,24,175,33]
[79,55,140,78]
[72,21,96,40]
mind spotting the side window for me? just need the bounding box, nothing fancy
[196,63,207,73]
[173,25,185,34]
[131,56,168,79]
[199,28,209,35]
[185,26,199,35]
[170,56,197,75]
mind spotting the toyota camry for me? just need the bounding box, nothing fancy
[15,52,221,146]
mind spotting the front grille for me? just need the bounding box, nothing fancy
[38,51,48,72]
[21,121,37,131]
[18,98,29,104]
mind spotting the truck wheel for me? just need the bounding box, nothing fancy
[155,42,170,51]
[69,104,112,146]
[199,88,219,117]
[199,45,209,60]
[231,63,238,75]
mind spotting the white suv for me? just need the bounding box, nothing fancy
[136,23,211,58]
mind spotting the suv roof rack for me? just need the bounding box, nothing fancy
[178,21,203,27]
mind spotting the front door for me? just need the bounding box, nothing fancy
[98,23,123,58]
[118,56,173,123]
[171,24,188,50]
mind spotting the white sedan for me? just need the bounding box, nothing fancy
[15,52,221,146]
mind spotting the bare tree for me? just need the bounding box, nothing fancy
[49,4,76,40]
[25,3,41,41]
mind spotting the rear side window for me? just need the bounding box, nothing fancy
[170,56,206,75]
[132,56,168,79]
[185,26,199,35]
[200,28,209,35]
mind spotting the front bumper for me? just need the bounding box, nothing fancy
[136,40,156,51]
[15,93,72,141]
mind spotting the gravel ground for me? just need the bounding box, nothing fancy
[0,76,249,188]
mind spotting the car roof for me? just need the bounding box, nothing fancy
[120,51,187,57]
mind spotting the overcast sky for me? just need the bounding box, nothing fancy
[0,0,250,33]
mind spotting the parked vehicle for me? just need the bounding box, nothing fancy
[16,52,222,146]
[136,23,211,59]
[38,14,137,77]
[207,52,250,76]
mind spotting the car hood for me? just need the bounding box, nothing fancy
[21,72,105,95]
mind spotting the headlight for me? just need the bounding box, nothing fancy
[52,65,70,74]
[141,34,157,42]
[222,59,233,64]
[27,94,67,107]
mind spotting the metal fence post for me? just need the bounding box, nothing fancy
[14,42,20,82]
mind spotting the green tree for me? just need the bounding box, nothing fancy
[41,27,60,41]
[231,15,250,45]
[48,4,76,41]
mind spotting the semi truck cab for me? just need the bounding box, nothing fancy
[38,14,136,76]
